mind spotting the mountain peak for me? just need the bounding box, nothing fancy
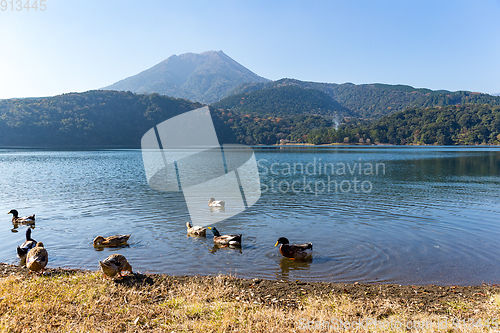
[103,51,268,104]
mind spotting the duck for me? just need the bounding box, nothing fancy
[98,254,133,279]
[26,242,48,274]
[93,234,130,247]
[275,237,313,260]
[17,228,37,260]
[207,227,241,246]
[8,209,35,224]
[208,198,225,207]
[186,222,206,237]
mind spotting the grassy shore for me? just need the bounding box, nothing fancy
[1,263,500,332]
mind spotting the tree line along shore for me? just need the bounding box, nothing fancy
[0,90,499,147]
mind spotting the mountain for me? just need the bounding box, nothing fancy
[103,51,269,104]
[212,85,355,118]
[228,79,500,119]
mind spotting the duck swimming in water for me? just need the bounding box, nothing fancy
[93,234,130,247]
[207,227,241,246]
[17,228,37,260]
[186,222,206,237]
[208,198,225,207]
[8,209,35,224]
[275,237,312,260]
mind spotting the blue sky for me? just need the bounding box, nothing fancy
[0,0,499,99]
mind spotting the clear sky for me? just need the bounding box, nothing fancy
[0,0,499,99]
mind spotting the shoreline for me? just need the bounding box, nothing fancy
[2,263,499,310]
[2,263,500,331]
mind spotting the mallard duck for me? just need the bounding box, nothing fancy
[207,227,241,246]
[98,254,133,279]
[26,242,48,274]
[186,221,206,237]
[8,209,35,224]
[208,198,225,207]
[93,234,130,247]
[17,228,37,260]
[275,237,313,260]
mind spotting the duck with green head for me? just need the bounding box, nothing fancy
[275,237,312,260]
[17,228,37,260]
[8,209,35,224]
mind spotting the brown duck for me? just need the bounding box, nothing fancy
[93,235,130,247]
[98,254,133,279]
[26,242,48,274]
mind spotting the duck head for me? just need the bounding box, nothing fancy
[207,227,221,237]
[8,210,19,217]
[275,237,290,247]
[93,236,106,246]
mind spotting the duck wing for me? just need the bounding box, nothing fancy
[279,243,313,259]
[107,235,130,244]
[215,234,241,245]
[27,247,48,271]
[17,240,37,258]
[14,215,35,224]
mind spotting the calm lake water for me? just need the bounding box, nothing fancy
[1,147,499,285]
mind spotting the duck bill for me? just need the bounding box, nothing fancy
[274,241,279,247]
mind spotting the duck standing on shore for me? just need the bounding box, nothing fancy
[17,228,37,260]
[8,209,35,224]
[26,242,48,274]
[275,237,313,260]
[207,227,241,246]
[99,254,133,279]
[186,222,206,237]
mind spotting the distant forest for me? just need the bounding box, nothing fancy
[307,104,500,145]
[0,91,202,147]
[228,78,500,119]
[0,90,499,147]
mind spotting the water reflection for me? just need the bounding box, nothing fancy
[209,244,243,254]
[11,224,35,233]
[276,257,313,281]
[208,206,225,212]
[93,244,130,252]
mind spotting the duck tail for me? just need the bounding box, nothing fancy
[308,243,313,250]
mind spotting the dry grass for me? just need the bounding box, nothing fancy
[0,271,499,332]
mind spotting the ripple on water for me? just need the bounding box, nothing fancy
[1,148,500,284]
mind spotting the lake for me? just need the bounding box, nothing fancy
[1,146,499,285]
